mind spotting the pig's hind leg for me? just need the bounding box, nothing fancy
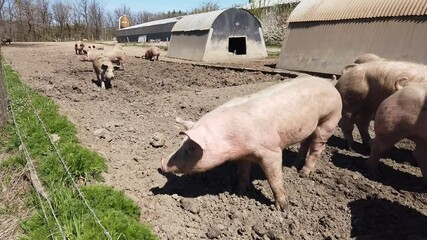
[299,123,336,176]
[366,134,400,177]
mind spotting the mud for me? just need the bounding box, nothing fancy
[2,42,426,240]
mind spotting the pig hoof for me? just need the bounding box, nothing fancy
[275,199,289,214]
[298,167,312,178]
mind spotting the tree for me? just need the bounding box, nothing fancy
[52,0,72,40]
[191,1,220,14]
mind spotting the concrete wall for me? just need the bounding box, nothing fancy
[167,30,210,61]
[203,28,267,61]
[277,16,427,75]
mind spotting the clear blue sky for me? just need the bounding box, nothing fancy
[103,0,249,13]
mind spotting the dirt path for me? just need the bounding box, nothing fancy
[2,42,426,240]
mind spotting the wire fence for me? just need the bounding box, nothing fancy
[8,96,66,240]
[3,63,112,240]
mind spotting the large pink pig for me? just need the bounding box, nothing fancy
[366,82,427,184]
[335,61,427,150]
[161,77,342,212]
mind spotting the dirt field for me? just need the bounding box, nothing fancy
[2,42,427,240]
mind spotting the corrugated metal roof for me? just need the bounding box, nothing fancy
[172,9,227,32]
[117,17,179,31]
[288,0,427,22]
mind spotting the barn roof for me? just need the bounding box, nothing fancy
[118,17,179,31]
[288,0,427,23]
[171,9,227,32]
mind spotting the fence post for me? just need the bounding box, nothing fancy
[0,44,9,129]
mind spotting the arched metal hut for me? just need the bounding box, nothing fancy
[116,17,179,43]
[167,8,268,62]
[277,0,427,75]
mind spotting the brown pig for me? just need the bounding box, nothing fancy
[92,55,114,89]
[366,81,427,184]
[160,77,342,212]
[335,61,427,150]
[75,40,85,55]
[144,46,161,61]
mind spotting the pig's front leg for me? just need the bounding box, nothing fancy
[259,150,288,212]
[236,161,251,195]
[355,111,373,151]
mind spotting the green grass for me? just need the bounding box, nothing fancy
[1,61,156,239]
[267,51,280,57]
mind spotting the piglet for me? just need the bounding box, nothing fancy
[366,82,427,184]
[160,77,342,212]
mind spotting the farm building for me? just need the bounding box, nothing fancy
[167,8,268,62]
[116,17,178,43]
[277,0,427,75]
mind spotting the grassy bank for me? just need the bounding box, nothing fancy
[0,61,156,239]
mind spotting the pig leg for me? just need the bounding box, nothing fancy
[366,135,399,176]
[295,136,312,169]
[236,161,251,195]
[355,111,373,151]
[259,150,288,212]
[412,142,427,185]
[299,125,334,176]
[338,113,355,150]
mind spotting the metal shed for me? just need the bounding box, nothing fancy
[167,8,268,62]
[116,17,178,43]
[277,0,427,75]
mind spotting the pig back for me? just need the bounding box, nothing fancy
[197,77,342,148]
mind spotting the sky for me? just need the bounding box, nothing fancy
[103,0,249,13]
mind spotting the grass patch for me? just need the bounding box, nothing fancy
[1,61,156,239]
[267,51,280,57]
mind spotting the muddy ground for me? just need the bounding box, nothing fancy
[2,42,427,240]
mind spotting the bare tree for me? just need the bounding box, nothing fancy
[191,1,220,14]
[52,0,72,40]
[34,0,51,40]
[88,0,103,40]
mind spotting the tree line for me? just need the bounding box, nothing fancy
[0,0,221,42]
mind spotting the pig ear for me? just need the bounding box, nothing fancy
[342,64,357,75]
[101,64,108,70]
[395,77,409,91]
[176,117,195,130]
[179,130,206,150]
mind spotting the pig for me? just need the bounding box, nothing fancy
[366,81,427,184]
[341,53,385,75]
[75,40,85,55]
[92,55,114,89]
[354,53,384,64]
[1,38,12,45]
[81,48,126,70]
[144,46,161,61]
[335,60,427,151]
[160,77,342,212]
